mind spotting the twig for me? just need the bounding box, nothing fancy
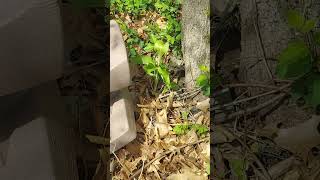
[253,0,274,83]
[224,83,280,90]
[138,159,145,180]
[113,151,131,175]
[212,83,291,111]
[129,137,209,179]
[137,101,197,109]
[227,128,272,180]
[214,93,288,123]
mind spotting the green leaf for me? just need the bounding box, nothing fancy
[206,163,210,175]
[131,55,154,65]
[154,40,169,56]
[173,124,189,135]
[196,74,209,87]
[287,9,305,30]
[203,85,210,97]
[157,67,171,88]
[308,74,320,108]
[143,64,157,77]
[170,82,179,91]
[191,124,209,136]
[301,20,316,33]
[166,34,175,44]
[181,111,188,120]
[314,31,320,45]
[129,48,137,57]
[276,41,312,79]
[199,65,209,72]
[229,159,248,180]
[144,43,154,52]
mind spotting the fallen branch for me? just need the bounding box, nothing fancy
[212,84,291,111]
[224,83,281,90]
[129,137,209,179]
[137,101,197,109]
[214,93,288,124]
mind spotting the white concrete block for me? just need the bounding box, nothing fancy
[0,117,78,180]
[0,0,64,96]
[0,81,78,180]
[110,20,131,92]
[110,89,136,153]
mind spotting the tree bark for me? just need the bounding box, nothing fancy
[182,0,210,90]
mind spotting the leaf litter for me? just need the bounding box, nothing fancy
[109,4,209,179]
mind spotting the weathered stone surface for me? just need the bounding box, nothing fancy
[110,88,136,153]
[182,0,210,90]
[110,20,131,92]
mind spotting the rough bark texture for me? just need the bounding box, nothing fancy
[239,0,320,125]
[182,0,210,89]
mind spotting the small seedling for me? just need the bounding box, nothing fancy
[276,9,320,109]
[196,65,210,96]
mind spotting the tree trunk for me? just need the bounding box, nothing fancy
[182,0,210,90]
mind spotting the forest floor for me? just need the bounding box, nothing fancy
[109,1,210,180]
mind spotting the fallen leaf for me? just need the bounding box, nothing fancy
[167,171,207,180]
[154,122,171,138]
[196,98,210,111]
[156,109,168,123]
[180,130,198,144]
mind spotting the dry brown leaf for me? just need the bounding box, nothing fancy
[167,171,207,180]
[180,130,198,144]
[156,17,166,29]
[196,98,210,111]
[154,122,171,138]
[156,109,168,123]
[123,157,143,173]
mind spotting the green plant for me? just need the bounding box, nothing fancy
[173,124,209,136]
[196,65,210,96]
[276,9,320,109]
[132,39,174,92]
[111,0,182,92]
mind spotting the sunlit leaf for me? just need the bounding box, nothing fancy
[154,40,169,56]
[157,67,171,87]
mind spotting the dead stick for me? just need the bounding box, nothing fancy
[129,137,209,179]
[224,83,281,89]
[212,84,291,111]
[214,93,287,124]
